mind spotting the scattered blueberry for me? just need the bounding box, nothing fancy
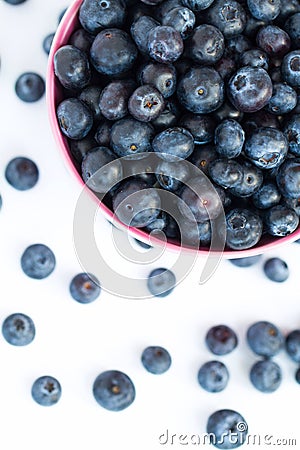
[4,0,27,5]
[15,72,45,102]
[42,32,55,55]
[205,324,238,356]
[31,375,62,406]
[206,409,248,449]
[141,346,172,374]
[93,370,135,411]
[5,156,39,191]
[249,359,282,393]
[263,257,289,283]
[285,329,300,363]
[295,367,300,384]
[230,255,262,268]
[20,244,56,280]
[147,268,176,297]
[69,272,101,303]
[246,321,284,357]
[2,313,35,346]
[197,360,229,393]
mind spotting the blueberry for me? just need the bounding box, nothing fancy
[285,330,300,363]
[112,179,161,227]
[122,154,157,185]
[284,12,300,49]
[206,409,248,449]
[99,79,136,120]
[2,313,35,346]
[251,181,281,210]
[247,0,280,21]
[263,257,289,282]
[4,0,27,5]
[79,0,126,34]
[69,272,101,303]
[198,361,229,392]
[249,359,282,393]
[141,346,172,374]
[54,45,91,91]
[276,157,300,199]
[69,28,94,53]
[281,50,300,88]
[282,114,300,156]
[128,84,165,122]
[57,98,94,140]
[227,66,273,113]
[5,156,39,191]
[225,208,263,250]
[79,85,102,121]
[130,15,160,55]
[152,127,194,162]
[209,158,243,189]
[214,119,245,159]
[295,367,300,384]
[155,159,190,191]
[186,24,225,65]
[181,0,214,10]
[69,135,98,163]
[110,117,154,158]
[162,6,196,40]
[244,127,288,170]
[256,25,291,57]
[230,255,262,267]
[205,324,238,355]
[147,268,176,297]
[15,72,45,102]
[93,370,135,411]
[179,113,215,145]
[151,100,181,131]
[31,376,62,406]
[21,244,56,280]
[239,48,269,71]
[205,0,247,39]
[42,32,55,55]
[264,205,299,237]
[90,28,138,76]
[188,144,218,175]
[265,82,297,115]
[138,62,177,99]
[177,66,224,114]
[147,26,184,63]
[246,321,284,357]
[229,159,263,198]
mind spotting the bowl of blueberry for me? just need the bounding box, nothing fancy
[47,0,300,258]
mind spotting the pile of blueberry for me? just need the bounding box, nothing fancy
[51,0,300,252]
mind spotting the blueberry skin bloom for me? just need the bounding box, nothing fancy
[198,361,229,392]
[15,72,45,102]
[147,26,184,63]
[227,66,272,113]
[141,346,172,374]
[2,313,35,346]
[79,0,126,34]
[93,370,135,411]
[251,181,281,210]
[250,360,282,393]
[205,325,238,355]
[285,330,300,363]
[186,24,225,65]
[244,127,288,170]
[225,208,263,250]
[21,244,56,279]
[57,98,93,140]
[31,376,62,406]
[110,118,154,158]
[206,409,248,449]
[214,119,245,159]
[256,25,291,58]
[281,50,300,88]
[265,82,297,116]
[230,255,262,267]
[182,0,214,11]
[283,114,300,156]
[128,84,165,122]
[152,127,194,162]
[247,0,280,21]
[5,156,39,191]
[54,45,91,91]
[263,257,289,282]
[284,12,300,49]
[276,157,300,199]
[69,273,101,303]
[147,268,176,297]
[90,28,138,76]
[177,66,224,114]
[205,0,247,38]
[264,205,299,237]
[246,321,284,357]
[162,6,196,40]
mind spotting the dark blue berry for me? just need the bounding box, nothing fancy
[264,205,299,237]
[283,114,300,156]
[206,0,247,38]
[209,158,243,189]
[110,117,154,158]
[251,181,281,210]
[99,79,135,120]
[147,26,184,63]
[246,321,284,357]
[155,159,190,191]
[31,376,62,406]
[93,370,135,411]
[69,273,101,303]
[4,0,27,3]
[284,12,300,49]
[214,119,245,159]
[198,360,229,393]
[179,113,215,145]
[247,0,280,21]
[230,255,262,267]
[295,367,300,384]
[263,257,289,282]
[206,409,248,449]
[128,84,165,122]
[152,127,194,162]
[79,85,102,121]
[265,82,297,115]
[276,157,300,199]
[130,15,159,55]
[229,159,263,198]
[15,72,45,102]
[244,127,288,169]
[256,25,291,57]
[2,313,35,346]
[182,0,214,11]
[162,7,196,40]
[5,156,39,191]
[139,62,177,99]
[54,45,91,91]
[225,208,263,250]
[189,144,218,175]
[250,359,282,393]
[281,50,300,88]
[186,24,225,65]
[141,346,172,374]
[239,48,269,70]
[57,98,94,140]
[205,325,238,355]
[79,0,126,34]
[43,33,55,55]
[147,268,176,297]
[69,28,94,53]
[285,330,300,363]
[21,244,56,280]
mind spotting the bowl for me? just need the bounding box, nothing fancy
[46,0,300,260]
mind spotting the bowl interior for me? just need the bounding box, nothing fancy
[46,0,300,259]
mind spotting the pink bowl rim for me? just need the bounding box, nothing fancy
[46,0,300,260]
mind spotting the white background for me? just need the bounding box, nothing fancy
[0,1,300,449]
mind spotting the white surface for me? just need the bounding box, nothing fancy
[0,1,300,449]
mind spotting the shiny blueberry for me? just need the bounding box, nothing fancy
[54,45,91,91]
[230,255,262,267]
[282,114,300,156]
[21,244,56,279]
[2,313,35,346]
[99,79,135,120]
[198,360,229,393]
[57,98,93,140]
[31,376,62,406]
[93,370,135,411]
[246,321,284,357]
[155,159,190,191]
[147,25,184,63]
[206,409,248,449]
[276,157,300,199]
[79,0,126,34]
[229,159,263,198]
[5,156,39,191]
[209,158,243,189]
[181,0,214,10]
[251,181,281,210]
[147,268,176,297]
[264,205,299,237]
[281,50,300,88]
[256,25,291,57]
[152,127,194,162]
[69,273,101,303]
[214,119,245,159]
[205,324,238,355]
[285,330,300,363]
[225,208,263,250]
[206,0,247,38]
[139,62,177,99]
[130,15,159,55]
[265,82,297,115]
[239,48,268,70]
[15,72,45,102]
[186,24,225,65]
[284,12,300,49]
[141,346,172,374]
[247,0,280,21]
[263,257,289,282]
[250,359,282,393]
[69,28,94,53]
[110,117,154,158]
[42,33,55,55]
[244,127,288,169]
[179,113,215,145]
[128,84,165,122]
[79,85,102,121]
